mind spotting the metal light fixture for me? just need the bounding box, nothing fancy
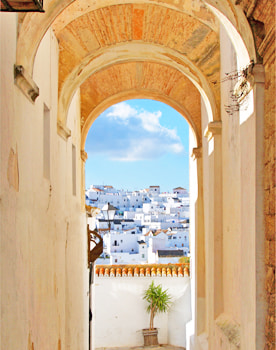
[101,202,117,233]
[1,0,44,12]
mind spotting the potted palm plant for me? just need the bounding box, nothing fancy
[142,281,171,346]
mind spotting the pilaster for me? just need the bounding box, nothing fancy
[240,63,265,349]
[81,149,88,211]
[204,121,223,349]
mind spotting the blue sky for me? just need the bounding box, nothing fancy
[85,99,189,193]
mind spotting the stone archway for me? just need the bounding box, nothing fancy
[13,1,272,349]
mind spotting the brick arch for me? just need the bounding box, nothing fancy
[16,0,255,77]
[16,0,257,145]
[81,89,200,151]
[57,43,217,137]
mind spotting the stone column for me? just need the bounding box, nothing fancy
[191,147,206,338]
[204,121,223,349]
[81,149,88,212]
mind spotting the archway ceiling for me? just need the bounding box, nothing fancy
[80,61,201,137]
[50,2,221,143]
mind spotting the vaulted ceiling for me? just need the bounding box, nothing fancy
[48,1,222,146]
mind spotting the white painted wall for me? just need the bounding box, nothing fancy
[0,17,88,350]
[92,276,191,349]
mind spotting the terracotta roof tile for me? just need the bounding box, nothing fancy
[95,262,190,278]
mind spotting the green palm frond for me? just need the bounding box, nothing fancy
[143,281,171,330]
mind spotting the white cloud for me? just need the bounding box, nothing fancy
[87,101,185,161]
[106,102,136,123]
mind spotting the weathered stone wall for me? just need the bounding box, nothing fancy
[262,35,276,350]
[257,4,276,349]
[239,1,276,347]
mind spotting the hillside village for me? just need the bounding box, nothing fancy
[85,185,190,265]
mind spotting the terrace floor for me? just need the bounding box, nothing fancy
[96,346,185,350]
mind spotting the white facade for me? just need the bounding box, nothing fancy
[104,232,142,254]
[92,276,191,349]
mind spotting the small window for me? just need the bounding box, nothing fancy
[142,254,145,258]
[115,259,117,263]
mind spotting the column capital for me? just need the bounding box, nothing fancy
[191,147,202,160]
[204,121,222,141]
[81,150,88,162]
[252,64,265,84]
[57,120,71,140]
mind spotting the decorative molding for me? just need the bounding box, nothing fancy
[191,147,202,160]
[14,65,39,103]
[204,121,222,141]
[81,150,88,162]
[57,120,71,140]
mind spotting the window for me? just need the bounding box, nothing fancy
[43,104,50,179]
[142,254,145,258]
[72,144,76,196]
[115,259,117,263]
[120,240,123,243]
[173,236,176,239]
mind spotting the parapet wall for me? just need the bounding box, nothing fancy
[92,264,191,349]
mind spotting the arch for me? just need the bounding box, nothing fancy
[57,42,217,129]
[17,0,217,75]
[206,4,255,66]
[81,89,200,151]
[17,0,255,78]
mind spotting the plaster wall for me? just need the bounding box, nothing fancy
[92,277,191,349]
[220,23,242,324]
[0,16,88,350]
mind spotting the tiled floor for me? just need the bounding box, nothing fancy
[96,346,185,350]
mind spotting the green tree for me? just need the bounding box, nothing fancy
[143,281,171,330]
